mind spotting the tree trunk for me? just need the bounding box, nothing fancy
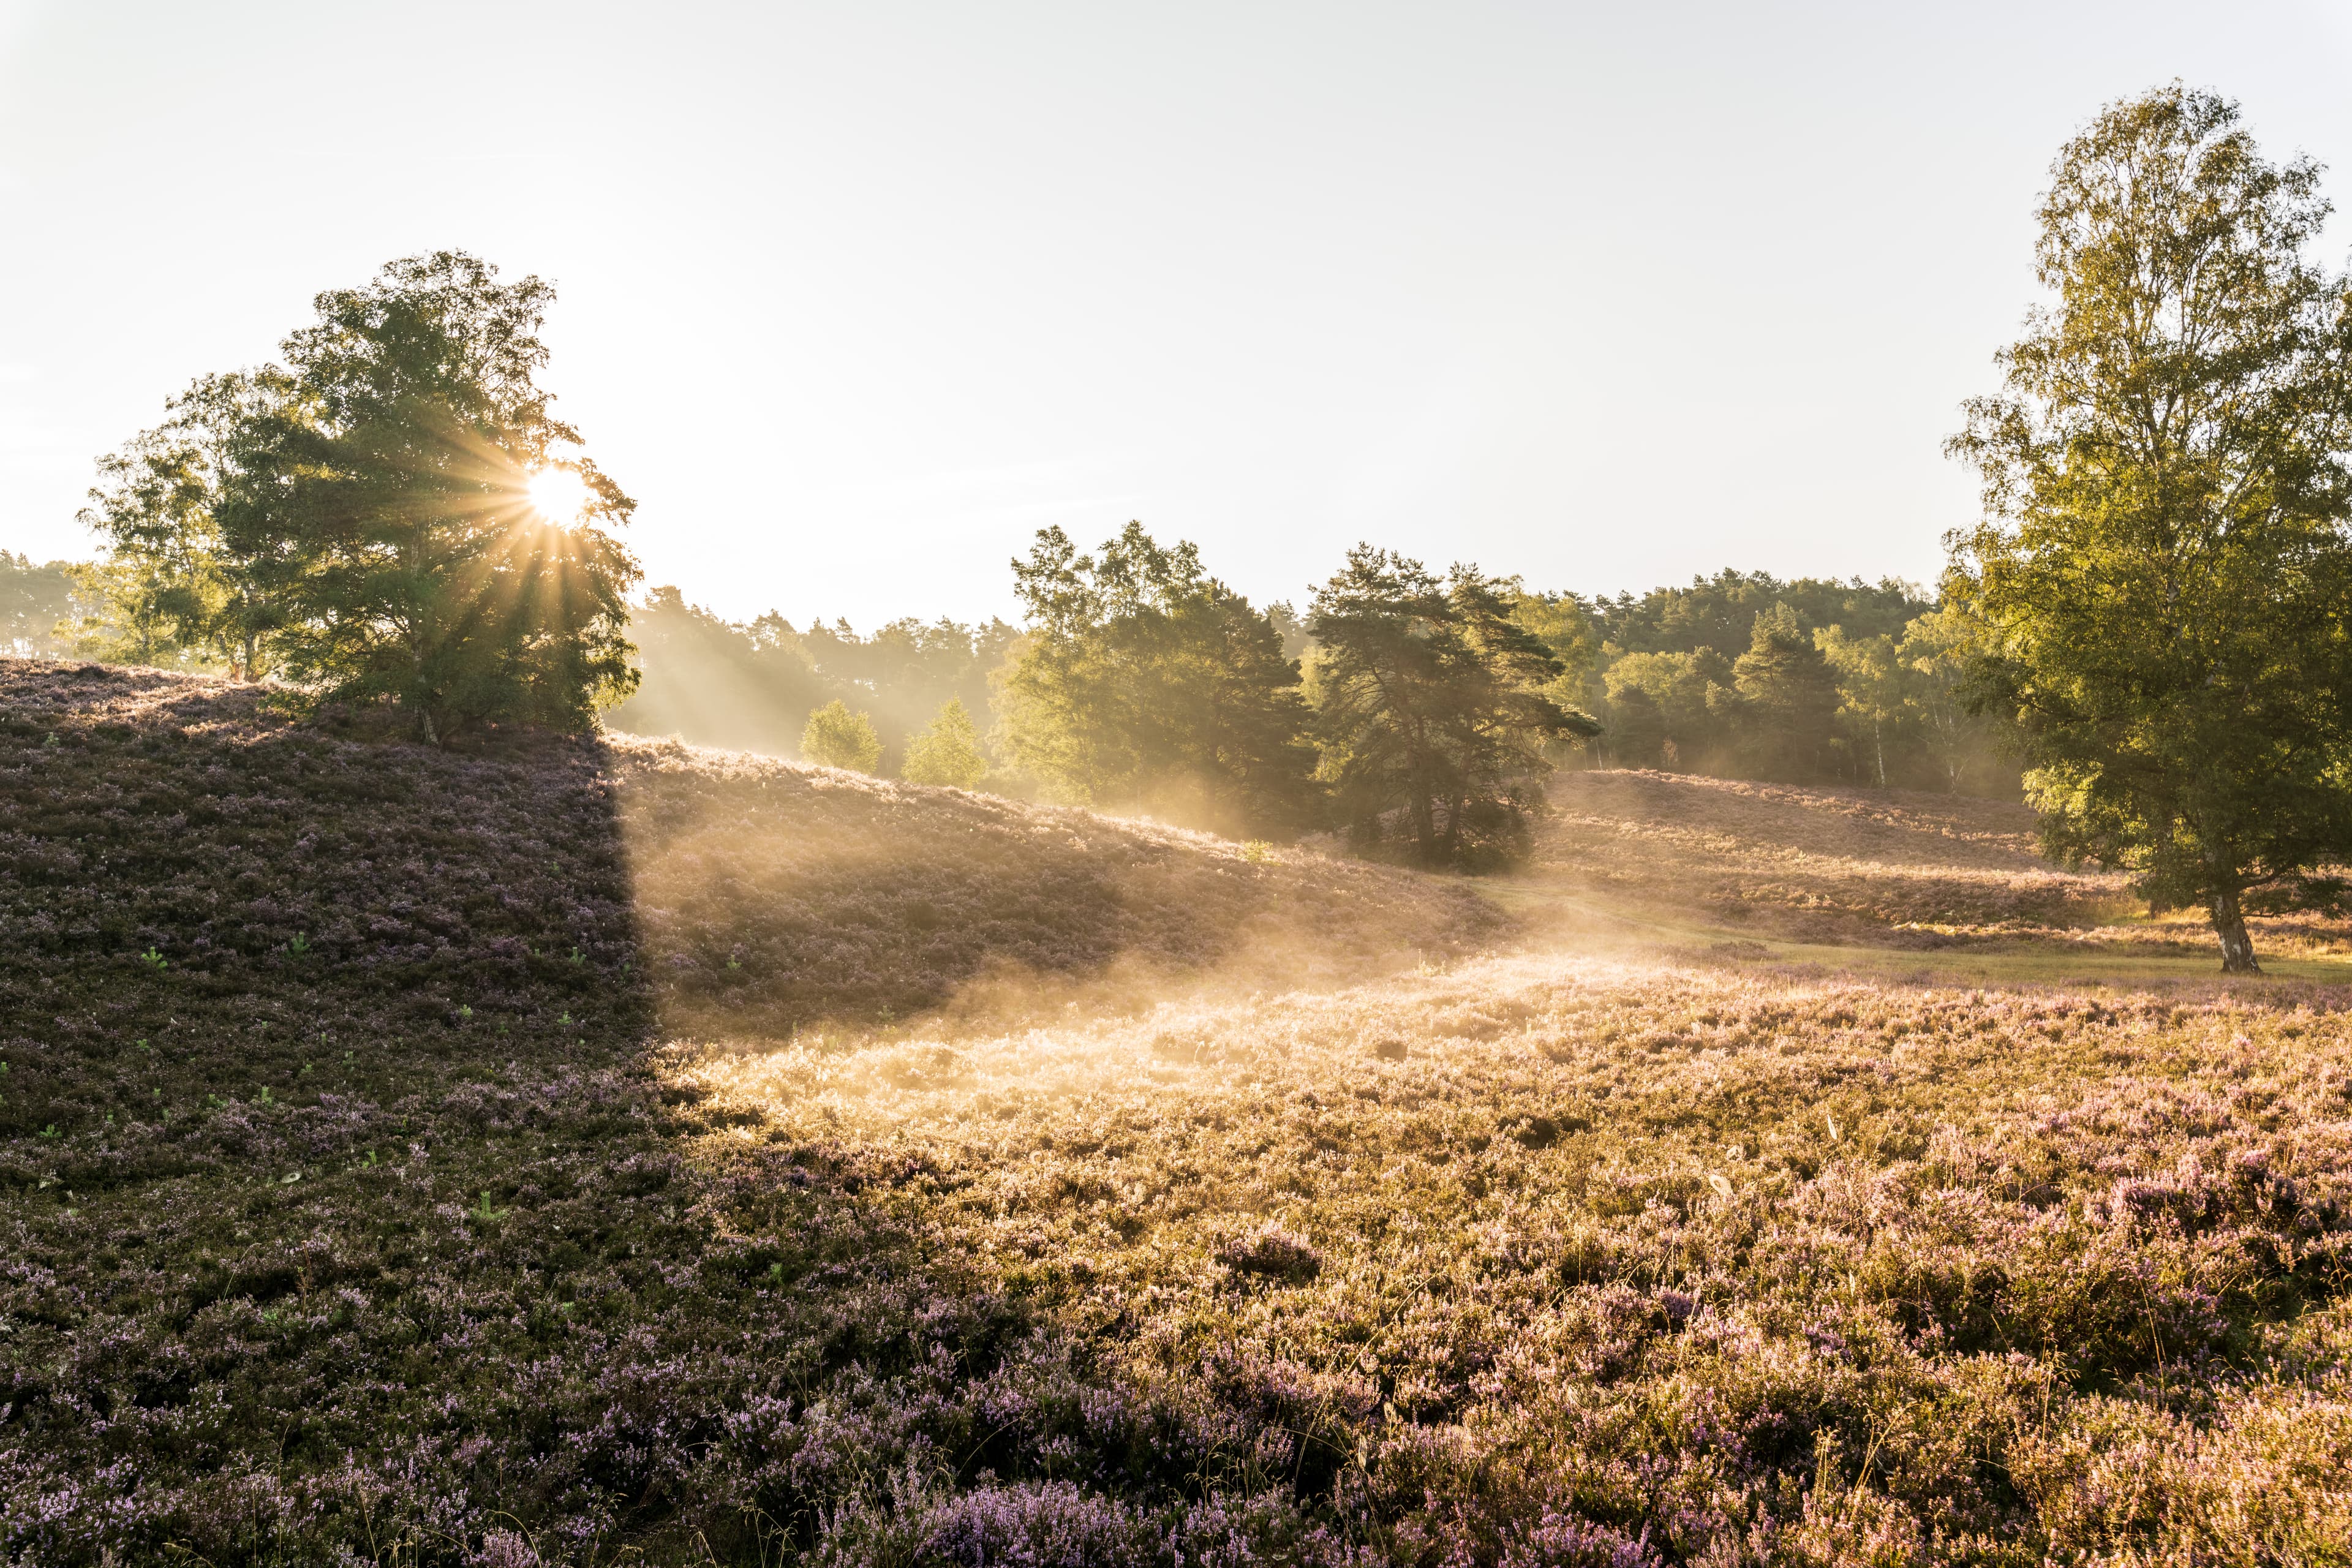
[2209,885,2260,974]
[1873,717,1885,788]
[1409,784,1439,867]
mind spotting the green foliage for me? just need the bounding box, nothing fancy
[72,372,287,676]
[1895,605,2005,793]
[1590,568,1928,659]
[1508,590,1609,754]
[1602,647,1739,772]
[605,588,1016,769]
[1947,86,2352,973]
[801,698,883,772]
[1732,604,1842,780]
[996,522,1321,837]
[1310,546,1599,870]
[210,252,641,742]
[1548,570,2016,791]
[1813,624,1905,788]
[900,698,989,787]
[0,552,89,659]
[1543,571,2003,790]
[1561,573,2022,799]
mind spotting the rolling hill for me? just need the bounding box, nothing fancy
[0,659,1498,1564]
[6,658,2350,1565]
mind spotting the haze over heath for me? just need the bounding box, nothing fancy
[5,0,2352,627]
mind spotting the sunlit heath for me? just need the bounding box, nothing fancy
[7,19,2352,1568]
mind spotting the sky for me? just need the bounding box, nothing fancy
[5,1,2352,629]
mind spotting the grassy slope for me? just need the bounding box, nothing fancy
[1534,769,2127,938]
[0,662,1496,1565]
[1529,769,2352,981]
[613,734,1506,1038]
[7,662,2352,1564]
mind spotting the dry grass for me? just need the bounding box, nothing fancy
[1531,769,2352,972]
[674,948,2352,1564]
[1534,770,2127,938]
[609,733,1509,1039]
[9,662,2352,1565]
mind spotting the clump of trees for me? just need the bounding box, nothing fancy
[1519,570,2013,792]
[993,522,1322,839]
[1310,548,1598,868]
[974,529,1600,864]
[0,553,92,659]
[1948,85,2352,973]
[801,699,883,772]
[66,252,640,742]
[901,699,990,788]
[605,552,2020,854]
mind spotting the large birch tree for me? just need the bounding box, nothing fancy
[1948,86,2352,972]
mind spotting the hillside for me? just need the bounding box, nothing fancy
[1535,769,2126,938]
[8,660,2352,1564]
[612,734,1506,1039]
[0,660,1499,1563]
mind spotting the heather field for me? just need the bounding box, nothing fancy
[7,660,2352,1565]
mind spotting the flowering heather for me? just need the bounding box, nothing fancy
[6,660,2352,1564]
[611,734,1505,1038]
[1539,770,2132,941]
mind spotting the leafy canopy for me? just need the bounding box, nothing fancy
[0,553,93,661]
[1309,546,1599,870]
[74,372,290,677]
[212,252,640,742]
[901,698,990,788]
[996,522,1320,837]
[801,699,883,773]
[1732,605,1841,782]
[1947,85,2352,971]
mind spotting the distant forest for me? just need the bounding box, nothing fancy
[607,564,2011,799]
[610,587,1020,777]
[5,546,2010,801]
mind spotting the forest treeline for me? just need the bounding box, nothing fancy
[600,550,2015,845]
[2,251,2013,873]
[3,530,2011,864]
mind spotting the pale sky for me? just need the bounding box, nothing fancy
[5,1,2351,628]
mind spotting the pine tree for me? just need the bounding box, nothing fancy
[1310,546,1600,869]
[997,522,1321,836]
[1732,604,1841,781]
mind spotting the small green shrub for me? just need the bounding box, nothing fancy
[801,699,883,773]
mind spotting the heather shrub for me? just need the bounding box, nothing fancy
[9,658,2352,1565]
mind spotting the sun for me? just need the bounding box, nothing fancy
[526,466,592,525]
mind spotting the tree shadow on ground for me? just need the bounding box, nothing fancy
[0,662,1365,1566]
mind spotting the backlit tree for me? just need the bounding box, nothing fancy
[1948,86,2352,972]
[215,252,639,743]
[1310,546,1599,869]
